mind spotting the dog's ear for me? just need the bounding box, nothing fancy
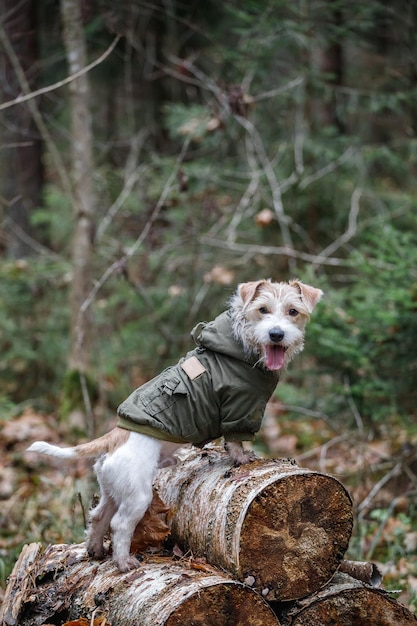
[290,280,323,313]
[238,280,268,307]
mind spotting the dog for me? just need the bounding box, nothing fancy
[28,279,322,571]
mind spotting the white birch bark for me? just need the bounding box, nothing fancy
[60,0,96,375]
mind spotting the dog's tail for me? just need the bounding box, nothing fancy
[27,427,129,460]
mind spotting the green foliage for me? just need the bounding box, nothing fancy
[306,216,417,427]
[60,369,99,419]
[31,184,73,252]
[0,258,70,411]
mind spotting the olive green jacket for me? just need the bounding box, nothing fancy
[117,311,279,444]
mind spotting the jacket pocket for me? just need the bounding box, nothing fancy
[138,374,188,417]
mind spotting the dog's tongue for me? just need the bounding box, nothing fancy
[266,345,285,370]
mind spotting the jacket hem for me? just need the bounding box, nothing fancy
[117,417,189,444]
[223,432,255,442]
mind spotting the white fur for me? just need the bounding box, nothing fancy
[27,441,77,459]
[89,434,163,571]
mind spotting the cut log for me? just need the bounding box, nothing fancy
[339,559,383,587]
[154,446,353,601]
[0,542,42,626]
[0,543,280,626]
[273,572,417,625]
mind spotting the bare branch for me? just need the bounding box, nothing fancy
[252,76,305,102]
[315,187,362,264]
[96,130,150,241]
[343,374,365,433]
[226,173,260,243]
[79,136,192,318]
[294,81,306,176]
[0,35,121,112]
[163,57,300,270]
[299,145,356,190]
[200,237,350,267]
[0,18,73,199]
[235,114,296,271]
[357,463,402,515]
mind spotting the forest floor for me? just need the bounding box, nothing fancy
[0,405,416,613]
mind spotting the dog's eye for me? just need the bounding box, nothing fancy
[259,307,269,315]
[288,308,299,317]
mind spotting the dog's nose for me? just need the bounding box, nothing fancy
[269,328,285,343]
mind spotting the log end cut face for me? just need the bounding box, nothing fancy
[239,473,353,601]
[166,583,279,626]
[286,588,417,625]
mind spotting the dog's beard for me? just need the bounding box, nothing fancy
[232,313,305,372]
[232,316,287,371]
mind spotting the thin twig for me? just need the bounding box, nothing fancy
[299,145,356,190]
[97,129,150,241]
[226,173,260,243]
[0,35,121,112]
[364,488,402,561]
[319,435,349,474]
[200,237,350,267]
[163,55,298,270]
[315,187,362,263]
[77,136,192,321]
[234,114,296,271]
[343,374,365,434]
[0,18,73,199]
[294,81,305,176]
[252,76,305,102]
[357,462,402,515]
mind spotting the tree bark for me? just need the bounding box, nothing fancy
[339,559,383,587]
[154,446,353,601]
[0,0,44,258]
[60,0,96,375]
[274,572,417,625]
[0,543,280,626]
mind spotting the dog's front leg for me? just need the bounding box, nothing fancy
[224,441,257,465]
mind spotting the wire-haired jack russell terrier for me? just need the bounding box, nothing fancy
[28,279,322,571]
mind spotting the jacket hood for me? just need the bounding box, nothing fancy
[191,310,258,366]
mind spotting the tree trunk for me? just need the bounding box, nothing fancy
[274,572,417,625]
[0,0,44,258]
[0,543,280,626]
[60,0,96,375]
[155,447,353,601]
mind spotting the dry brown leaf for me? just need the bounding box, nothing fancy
[62,618,108,626]
[130,491,170,553]
[254,208,275,227]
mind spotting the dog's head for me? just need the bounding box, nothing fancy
[230,279,323,371]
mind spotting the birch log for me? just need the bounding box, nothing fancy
[155,446,353,601]
[274,572,417,625]
[0,542,280,626]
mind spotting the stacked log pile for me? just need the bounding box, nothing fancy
[1,446,416,625]
[155,447,353,601]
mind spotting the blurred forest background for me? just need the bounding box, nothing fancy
[0,0,417,610]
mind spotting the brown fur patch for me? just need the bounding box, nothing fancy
[72,427,130,458]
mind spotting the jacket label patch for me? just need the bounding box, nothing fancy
[181,356,207,380]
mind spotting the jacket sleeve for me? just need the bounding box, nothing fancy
[219,385,267,441]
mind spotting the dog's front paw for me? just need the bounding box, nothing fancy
[224,441,257,466]
[86,541,107,560]
[116,555,142,572]
[233,449,257,466]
